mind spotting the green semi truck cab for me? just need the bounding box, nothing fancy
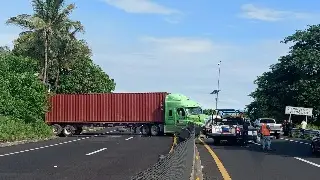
[163,93,206,134]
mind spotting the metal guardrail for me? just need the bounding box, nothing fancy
[291,128,320,137]
[130,125,195,180]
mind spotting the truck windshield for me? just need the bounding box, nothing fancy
[186,107,202,115]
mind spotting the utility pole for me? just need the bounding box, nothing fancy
[210,61,221,116]
[216,61,221,110]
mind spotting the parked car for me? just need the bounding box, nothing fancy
[311,132,320,154]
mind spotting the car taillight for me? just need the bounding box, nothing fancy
[236,127,240,133]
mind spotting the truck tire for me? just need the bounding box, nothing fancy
[63,125,76,137]
[52,124,62,136]
[275,133,280,139]
[140,125,150,136]
[150,125,160,136]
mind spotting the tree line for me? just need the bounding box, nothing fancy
[246,25,320,125]
[0,0,115,141]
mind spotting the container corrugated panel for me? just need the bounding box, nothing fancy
[45,92,168,124]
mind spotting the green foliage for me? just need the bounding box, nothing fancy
[57,58,116,93]
[203,109,215,115]
[0,53,48,123]
[0,116,52,142]
[247,24,320,124]
[9,0,115,94]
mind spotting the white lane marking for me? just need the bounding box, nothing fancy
[0,129,115,157]
[125,137,133,141]
[278,138,311,145]
[85,148,107,156]
[294,157,320,167]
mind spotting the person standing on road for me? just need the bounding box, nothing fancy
[282,120,289,136]
[260,123,271,151]
[242,121,249,147]
[288,120,293,137]
[301,120,307,138]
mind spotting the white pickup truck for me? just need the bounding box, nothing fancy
[253,118,282,139]
[203,117,258,145]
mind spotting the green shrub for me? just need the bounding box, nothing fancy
[0,116,52,142]
[0,53,48,123]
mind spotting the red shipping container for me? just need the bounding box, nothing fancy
[45,92,168,124]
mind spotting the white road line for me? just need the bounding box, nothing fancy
[294,157,320,167]
[125,137,133,141]
[85,148,107,156]
[0,130,114,157]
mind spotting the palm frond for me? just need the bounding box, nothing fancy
[32,0,46,19]
[53,3,75,24]
[6,14,35,30]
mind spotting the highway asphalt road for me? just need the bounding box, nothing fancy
[198,137,320,180]
[0,127,173,180]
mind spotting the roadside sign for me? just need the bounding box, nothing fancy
[285,106,313,116]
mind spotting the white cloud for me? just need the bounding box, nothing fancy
[90,36,289,109]
[140,36,230,54]
[103,0,180,14]
[239,4,312,22]
[103,0,183,23]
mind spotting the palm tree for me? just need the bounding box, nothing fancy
[51,20,85,91]
[6,0,78,84]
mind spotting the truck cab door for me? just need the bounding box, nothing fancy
[176,108,187,127]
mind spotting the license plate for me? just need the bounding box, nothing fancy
[270,131,274,133]
[248,131,253,135]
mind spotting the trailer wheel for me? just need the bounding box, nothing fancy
[150,125,160,136]
[140,125,150,136]
[63,125,75,137]
[52,124,62,136]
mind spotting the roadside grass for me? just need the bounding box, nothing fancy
[0,116,53,142]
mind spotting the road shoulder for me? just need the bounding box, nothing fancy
[196,140,224,180]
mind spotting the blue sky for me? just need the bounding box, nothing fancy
[1,0,320,109]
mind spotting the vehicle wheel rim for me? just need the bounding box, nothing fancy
[53,126,58,133]
[151,126,158,135]
[141,126,148,135]
[64,128,72,135]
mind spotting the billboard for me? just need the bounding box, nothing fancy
[285,106,313,116]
